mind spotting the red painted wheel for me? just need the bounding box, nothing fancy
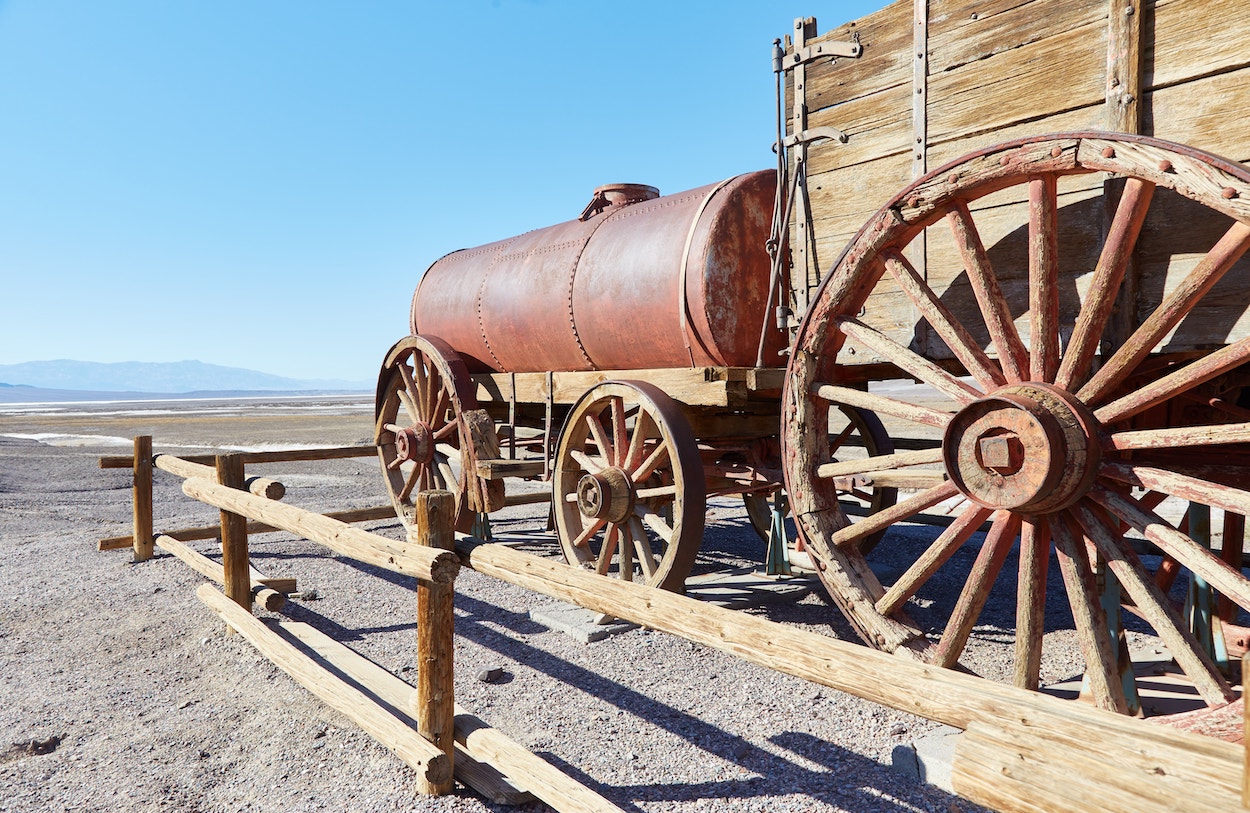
[783,133,1250,711]
[554,381,705,591]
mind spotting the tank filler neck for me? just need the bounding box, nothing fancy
[578,183,660,221]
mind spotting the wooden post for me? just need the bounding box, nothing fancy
[132,435,154,561]
[216,454,251,624]
[412,490,456,795]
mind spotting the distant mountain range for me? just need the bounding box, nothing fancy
[0,360,371,399]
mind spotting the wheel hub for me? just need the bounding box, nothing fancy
[576,468,635,523]
[393,422,435,465]
[943,383,1100,513]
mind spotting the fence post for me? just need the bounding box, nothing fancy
[412,490,456,795]
[132,436,154,561]
[216,453,251,627]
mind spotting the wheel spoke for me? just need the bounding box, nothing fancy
[1101,460,1250,516]
[947,202,1029,383]
[635,504,675,541]
[827,480,961,549]
[396,385,420,425]
[882,250,1007,390]
[1055,179,1155,390]
[570,449,607,474]
[1079,220,1250,405]
[430,385,450,429]
[836,317,982,403]
[586,413,614,466]
[933,512,1021,668]
[1090,485,1250,613]
[1048,511,1129,713]
[631,442,670,484]
[398,463,422,502]
[570,517,607,547]
[634,484,679,500]
[1014,516,1049,691]
[876,501,990,615]
[631,517,659,580]
[433,421,457,441]
[610,396,628,468]
[816,447,943,481]
[1106,421,1250,451]
[811,383,953,430]
[618,520,634,581]
[1028,175,1061,383]
[1070,499,1235,705]
[398,359,424,418]
[1094,334,1250,424]
[595,525,620,575]
[624,410,656,471]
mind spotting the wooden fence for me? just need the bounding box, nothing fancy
[101,434,1250,812]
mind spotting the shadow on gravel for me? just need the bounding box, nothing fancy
[449,592,967,812]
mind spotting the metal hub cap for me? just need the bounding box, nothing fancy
[943,383,1100,513]
[576,468,635,523]
[393,422,435,466]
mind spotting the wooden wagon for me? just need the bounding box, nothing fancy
[376,0,1250,717]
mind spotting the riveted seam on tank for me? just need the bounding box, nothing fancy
[476,239,514,372]
[562,211,626,370]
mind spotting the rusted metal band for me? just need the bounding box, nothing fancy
[678,176,738,366]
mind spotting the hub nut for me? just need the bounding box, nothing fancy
[575,467,634,523]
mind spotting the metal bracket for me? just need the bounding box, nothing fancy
[782,126,848,148]
[784,35,862,69]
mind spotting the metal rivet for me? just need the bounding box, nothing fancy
[1051,147,1063,158]
[1125,4,1135,14]
[1000,155,1011,166]
[1223,187,1239,200]
[907,196,921,208]
[970,12,978,19]
[1157,159,1173,172]
[948,173,960,184]
[1101,146,1116,159]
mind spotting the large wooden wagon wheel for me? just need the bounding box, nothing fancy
[782,133,1250,712]
[375,335,477,531]
[554,381,706,592]
[744,405,897,553]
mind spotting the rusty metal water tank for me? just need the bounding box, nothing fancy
[410,170,781,373]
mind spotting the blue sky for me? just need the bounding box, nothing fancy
[0,1,878,383]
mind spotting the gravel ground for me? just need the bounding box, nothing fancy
[0,394,1165,812]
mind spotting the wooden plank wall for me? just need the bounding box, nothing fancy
[789,0,1250,361]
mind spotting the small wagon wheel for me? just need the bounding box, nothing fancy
[554,381,706,592]
[782,133,1250,711]
[375,335,476,531]
[744,405,896,553]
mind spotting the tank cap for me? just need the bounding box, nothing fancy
[579,183,660,220]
